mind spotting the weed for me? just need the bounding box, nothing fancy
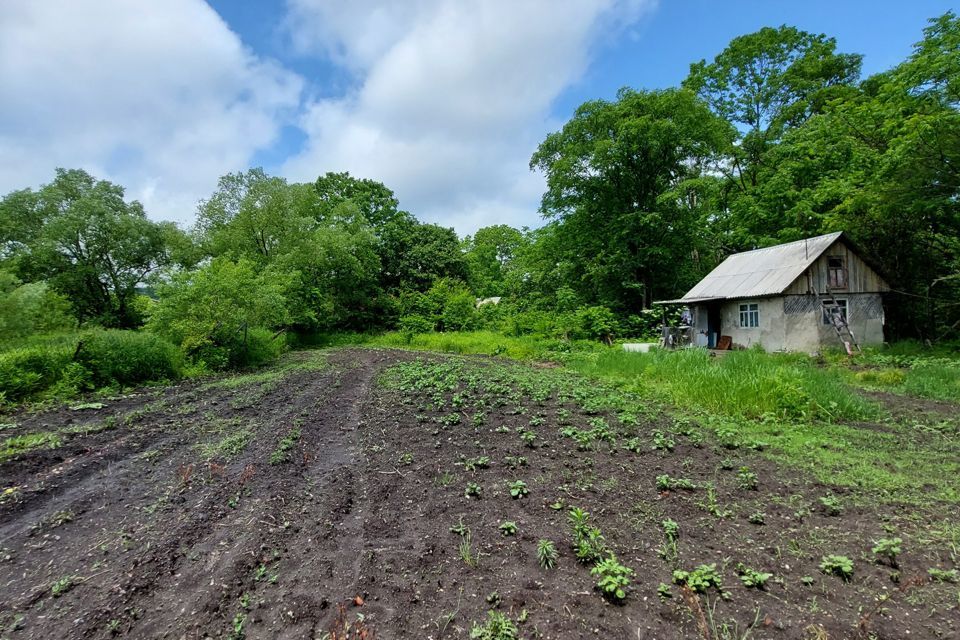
[928,567,959,583]
[508,480,528,499]
[819,555,854,581]
[591,553,633,601]
[459,530,478,568]
[537,539,558,569]
[698,485,733,518]
[0,432,62,464]
[398,452,414,466]
[228,613,246,640]
[469,611,517,640]
[449,516,469,537]
[498,521,518,536]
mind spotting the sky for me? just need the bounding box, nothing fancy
[0,0,955,235]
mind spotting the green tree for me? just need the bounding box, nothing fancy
[378,215,469,292]
[1,169,175,327]
[0,271,75,339]
[314,171,401,228]
[531,88,734,311]
[463,225,527,297]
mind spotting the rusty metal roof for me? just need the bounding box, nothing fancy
[660,232,844,303]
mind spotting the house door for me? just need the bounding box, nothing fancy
[706,302,721,348]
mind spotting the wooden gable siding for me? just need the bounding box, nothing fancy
[783,240,889,295]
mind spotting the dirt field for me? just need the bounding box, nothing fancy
[0,348,958,639]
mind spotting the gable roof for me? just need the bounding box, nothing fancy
[658,232,845,304]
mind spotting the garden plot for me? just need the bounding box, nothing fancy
[0,349,957,640]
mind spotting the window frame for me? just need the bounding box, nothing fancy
[738,302,760,329]
[827,255,848,289]
[822,298,848,325]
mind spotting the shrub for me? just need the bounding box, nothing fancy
[0,343,73,402]
[75,330,181,387]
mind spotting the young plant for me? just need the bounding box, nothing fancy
[591,553,633,601]
[928,568,959,583]
[656,475,696,491]
[508,480,528,499]
[748,511,766,525]
[661,518,679,542]
[469,611,518,640]
[819,495,843,516]
[736,466,758,490]
[465,482,482,498]
[51,575,76,597]
[459,529,478,568]
[537,539,559,569]
[871,537,902,567]
[498,521,518,536]
[820,555,854,581]
[672,563,723,594]
[651,430,675,452]
[736,563,772,589]
[459,455,490,471]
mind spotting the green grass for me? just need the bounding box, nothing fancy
[197,429,254,460]
[0,432,63,463]
[338,330,602,361]
[569,347,879,422]
[203,350,326,391]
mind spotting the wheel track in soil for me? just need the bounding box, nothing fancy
[0,348,404,640]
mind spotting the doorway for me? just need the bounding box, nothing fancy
[706,301,721,348]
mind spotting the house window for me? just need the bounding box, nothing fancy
[827,256,847,289]
[823,299,848,325]
[739,303,759,328]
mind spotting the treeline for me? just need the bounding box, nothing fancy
[1,13,958,399]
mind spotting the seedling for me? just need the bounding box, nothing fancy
[591,553,633,601]
[819,495,843,516]
[622,437,642,453]
[672,563,723,594]
[459,455,490,471]
[459,529,478,568]
[819,555,854,581]
[748,511,766,525]
[508,480,528,499]
[398,452,414,466]
[503,455,527,469]
[657,582,672,601]
[465,482,482,498]
[651,430,675,452]
[499,521,518,536]
[736,563,772,589]
[519,430,537,448]
[450,516,469,536]
[871,537,902,567]
[656,475,696,491]
[537,539,558,569]
[661,518,679,542]
[469,611,517,640]
[51,575,76,597]
[736,466,758,490]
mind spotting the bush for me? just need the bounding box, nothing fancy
[75,330,182,387]
[228,327,286,369]
[0,344,73,402]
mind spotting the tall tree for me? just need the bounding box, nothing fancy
[377,214,469,293]
[314,172,402,228]
[531,88,734,311]
[0,169,175,327]
[462,224,527,297]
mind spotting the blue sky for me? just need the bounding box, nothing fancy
[1,0,955,234]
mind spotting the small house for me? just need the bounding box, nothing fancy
[655,232,889,353]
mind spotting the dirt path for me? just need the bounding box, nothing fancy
[0,348,401,639]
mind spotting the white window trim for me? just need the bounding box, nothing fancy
[739,302,760,329]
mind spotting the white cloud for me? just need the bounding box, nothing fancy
[0,0,303,225]
[283,0,656,234]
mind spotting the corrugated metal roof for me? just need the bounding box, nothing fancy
[670,232,843,302]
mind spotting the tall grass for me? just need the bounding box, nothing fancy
[332,330,603,361]
[570,348,879,422]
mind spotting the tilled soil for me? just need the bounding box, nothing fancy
[0,348,958,640]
